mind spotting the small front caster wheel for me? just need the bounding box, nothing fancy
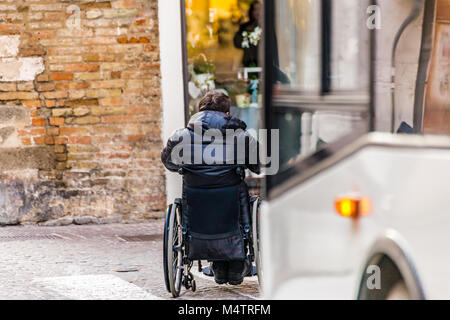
[191,280,196,292]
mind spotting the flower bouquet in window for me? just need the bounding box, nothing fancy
[233,78,262,109]
[241,26,262,48]
[188,54,217,100]
[224,80,251,108]
[235,92,251,108]
[228,80,251,109]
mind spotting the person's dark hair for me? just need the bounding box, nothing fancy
[199,91,231,113]
[248,1,260,22]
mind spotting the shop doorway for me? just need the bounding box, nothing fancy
[182,0,263,130]
[423,0,450,134]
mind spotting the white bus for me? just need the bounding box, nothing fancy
[259,0,450,299]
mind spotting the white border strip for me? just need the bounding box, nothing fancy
[158,0,186,204]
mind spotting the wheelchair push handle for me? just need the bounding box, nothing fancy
[177,165,246,180]
[235,166,245,181]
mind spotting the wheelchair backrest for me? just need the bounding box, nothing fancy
[184,184,241,236]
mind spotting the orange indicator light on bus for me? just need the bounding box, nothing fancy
[335,196,371,218]
[359,197,372,216]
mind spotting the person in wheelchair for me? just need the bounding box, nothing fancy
[161,91,260,285]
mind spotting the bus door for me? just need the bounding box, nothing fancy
[262,0,374,199]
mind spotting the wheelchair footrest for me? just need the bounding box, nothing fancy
[202,265,257,278]
[202,266,214,277]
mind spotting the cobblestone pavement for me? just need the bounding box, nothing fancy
[0,221,260,300]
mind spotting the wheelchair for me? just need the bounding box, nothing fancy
[163,166,262,298]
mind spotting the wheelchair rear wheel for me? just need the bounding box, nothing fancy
[163,204,172,293]
[167,202,183,297]
[252,197,262,286]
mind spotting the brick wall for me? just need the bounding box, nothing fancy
[0,0,165,225]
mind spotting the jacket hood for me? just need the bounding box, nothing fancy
[187,110,247,133]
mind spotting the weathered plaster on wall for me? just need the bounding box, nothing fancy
[0,36,20,58]
[376,0,424,131]
[0,57,45,82]
[0,105,30,147]
[0,36,44,81]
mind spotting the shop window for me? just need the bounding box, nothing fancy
[183,0,263,134]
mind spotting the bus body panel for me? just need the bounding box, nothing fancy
[261,134,450,299]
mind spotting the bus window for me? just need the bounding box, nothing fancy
[273,0,371,93]
[329,0,371,92]
[274,0,321,91]
[264,0,373,197]
[273,107,370,172]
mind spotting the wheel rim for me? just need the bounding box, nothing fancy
[167,204,183,297]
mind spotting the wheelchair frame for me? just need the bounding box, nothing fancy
[163,196,262,298]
